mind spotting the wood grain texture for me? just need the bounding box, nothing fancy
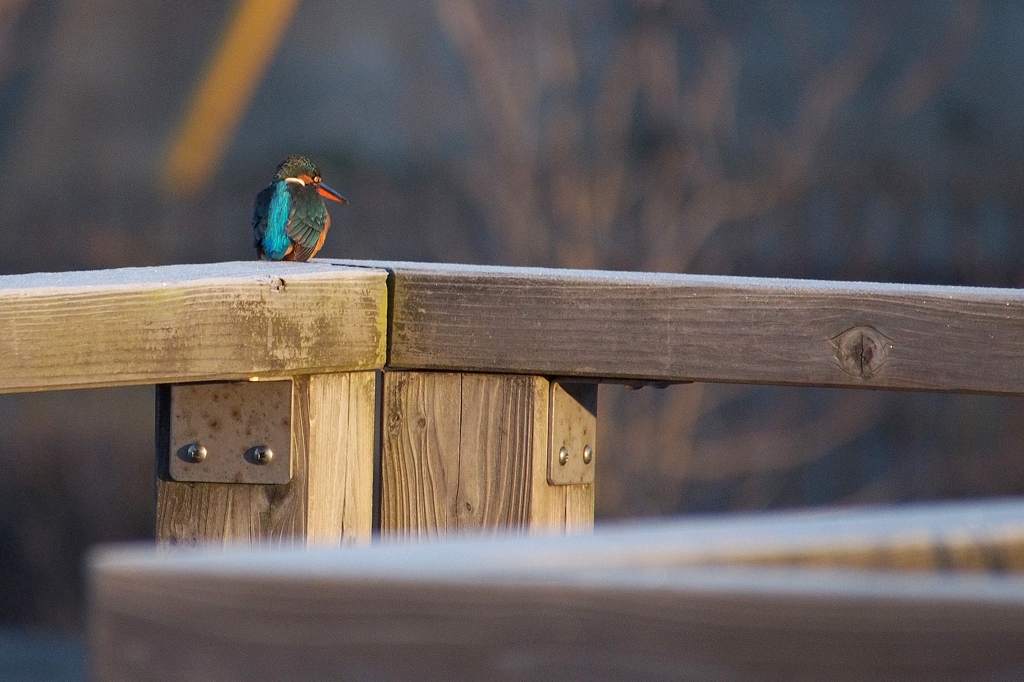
[156,372,375,546]
[458,373,534,528]
[92,499,1024,680]
[0,261,386,393]
[382,372,589,536]
[564,484,595,532]
[334,259,1024,394]
[303,371,376,545]
[526,375,566,533]
[380,372,462,536]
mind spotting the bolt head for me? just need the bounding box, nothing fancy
[185,443,207,463]
[583,444,593,464]
[252,446,274,465]
[558,446,569,466]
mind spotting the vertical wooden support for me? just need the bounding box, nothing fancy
[156,372,376,546]
[548,381,598,533]
[381,371,595,537]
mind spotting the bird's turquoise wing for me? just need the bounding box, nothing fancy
[283,183,328,261]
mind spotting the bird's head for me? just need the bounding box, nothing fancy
[273,154,347,204]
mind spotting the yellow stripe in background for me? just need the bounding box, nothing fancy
[161,0,301,196]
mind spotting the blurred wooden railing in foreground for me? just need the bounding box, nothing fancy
[92,500,1024,679]
[3,260,1024,677]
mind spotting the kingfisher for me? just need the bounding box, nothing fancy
[252,155,347,261]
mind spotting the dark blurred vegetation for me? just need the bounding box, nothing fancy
[1,0,1023,634]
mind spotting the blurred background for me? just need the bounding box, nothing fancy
[2,0,1023,674]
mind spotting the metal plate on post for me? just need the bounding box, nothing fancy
[547,381,597,486]
[169,380,293,484]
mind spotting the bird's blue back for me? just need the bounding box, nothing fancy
[262,180,292,260]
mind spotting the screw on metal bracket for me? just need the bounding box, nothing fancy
[169,380,292,484]
[251,446,274,465]
[184,443,207,463]
[547,381,597,486]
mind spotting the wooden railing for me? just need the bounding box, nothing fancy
[4,259,1024,676]
[355,259,1024,393]
[6,259,1023,394]
[92,499,1024,679]
[0,262,386,393]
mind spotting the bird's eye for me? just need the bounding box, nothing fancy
[313,176,321,184]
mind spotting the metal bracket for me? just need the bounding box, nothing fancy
[168,380,293,485]
[547,381,597,486]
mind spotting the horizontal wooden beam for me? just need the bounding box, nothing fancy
[336,260,1024,394]
[0,262,386,393]
[91,499,1024,678]
[7,259,1024,395]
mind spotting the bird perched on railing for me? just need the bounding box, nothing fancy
[252,155,347,261]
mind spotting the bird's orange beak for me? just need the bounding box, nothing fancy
[316,182,347,204]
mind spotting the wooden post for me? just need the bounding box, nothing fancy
[156,371,376,546]
[380,371,595,537]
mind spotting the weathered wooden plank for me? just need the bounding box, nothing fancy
[334,260,1024,394]
[0,261,386,393]
[457,373,534,528]
[381,372,591,536]
[156,372,376,546]
[92,499,1024,680]
[563,483,595,532]
[303,371,376,545]
[90,568,1024,680]
[380,372,462,536]
[526,376,569,533]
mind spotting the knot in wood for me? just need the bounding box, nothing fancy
[831,326,893,379]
